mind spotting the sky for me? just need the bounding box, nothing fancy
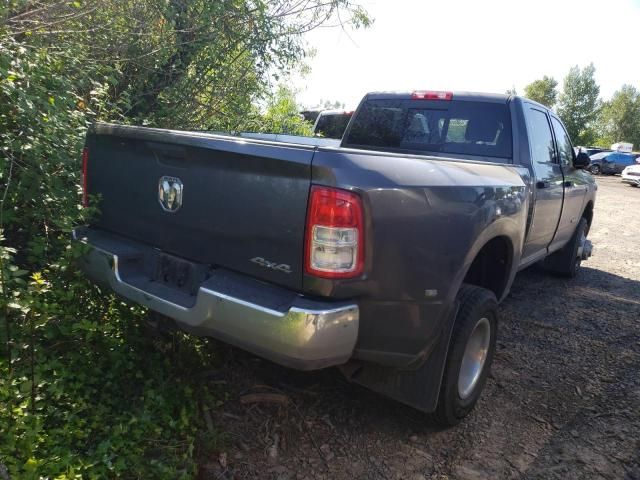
[293,0,640,109]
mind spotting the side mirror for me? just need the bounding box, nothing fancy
[574,151,590,169]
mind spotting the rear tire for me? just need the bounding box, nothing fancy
[431,284,498,427]
[542,217,588,278]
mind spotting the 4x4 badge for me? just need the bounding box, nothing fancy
[250,257,292,274]
[158,176,183,212]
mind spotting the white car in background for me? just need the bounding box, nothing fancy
[621,164,640,186]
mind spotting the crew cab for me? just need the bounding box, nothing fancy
[74,91,596,426]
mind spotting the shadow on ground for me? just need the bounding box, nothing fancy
[196,264,640,479]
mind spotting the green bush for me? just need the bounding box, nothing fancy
[0,39,221,479]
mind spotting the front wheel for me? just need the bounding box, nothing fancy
[589,164,600,175]
[431,284,498,427]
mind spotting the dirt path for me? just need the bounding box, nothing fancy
[200,176,640,480]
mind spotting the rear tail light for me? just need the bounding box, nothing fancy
[411,90,453,101]
[305,186,364,278]
[81,147,89,207]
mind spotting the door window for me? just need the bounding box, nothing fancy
[550,117,574,168]
[524,107,555,164]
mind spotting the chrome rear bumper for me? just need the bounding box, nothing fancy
[73,229,359,370]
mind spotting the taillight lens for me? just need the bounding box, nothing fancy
[81,147,89,207]
[305,186,364,278]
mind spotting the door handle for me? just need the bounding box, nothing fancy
[564,181,573,188]
[536,181,550,189]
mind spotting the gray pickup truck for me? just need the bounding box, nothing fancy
[75,91,596,426]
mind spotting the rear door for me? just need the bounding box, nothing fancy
[521,105,565,259]
[86,124,314,290]
[549,116,588,249]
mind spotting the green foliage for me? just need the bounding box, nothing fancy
[595,85,640,148]
[243,85,313,136]
[0,36,218,477]
[524,76,558,108]
[0,39,96,261]
[0,258,224,479]
[557,64,601,145]
[0,1,370,477]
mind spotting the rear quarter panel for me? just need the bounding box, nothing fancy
[308,148,530,361]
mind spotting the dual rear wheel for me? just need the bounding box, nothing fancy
[434,218,591,426]
[432,284,498,427]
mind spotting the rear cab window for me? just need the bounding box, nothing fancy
[342,98,512,162]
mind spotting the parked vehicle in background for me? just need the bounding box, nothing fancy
[611,142,633,153]
[622,164,640,186]
[300,109,321,123]
[600,152,637,174]
[75,91,596,426]
[312,109,352,139]
[588,151,637,175]
[587,151,610,174]
[580,146,611,157]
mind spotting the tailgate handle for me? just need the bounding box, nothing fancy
[147,142,188,166]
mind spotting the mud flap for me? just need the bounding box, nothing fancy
[345,303,459,413]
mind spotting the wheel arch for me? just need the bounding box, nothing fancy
[582,201,594,232]
[460,235,515,302]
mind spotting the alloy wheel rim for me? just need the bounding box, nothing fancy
[458,317,491,400]
[576,229,587,259]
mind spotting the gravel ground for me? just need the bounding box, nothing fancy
[199,175,640,480]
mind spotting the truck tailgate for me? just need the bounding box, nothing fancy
[85,124,314,290]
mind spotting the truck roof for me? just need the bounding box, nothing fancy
[317,109,352,115]
[364,91,511,104]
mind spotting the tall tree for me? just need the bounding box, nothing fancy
[524,76,558,108]
[1,0,371,130]
[320,99,346,109]
[596,85,640,148]
[557,64,600,145]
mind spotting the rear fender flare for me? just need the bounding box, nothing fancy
[449,218,523,304]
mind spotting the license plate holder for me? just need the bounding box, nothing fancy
[152,253,196,294]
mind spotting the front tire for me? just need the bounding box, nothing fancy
[589,164,600,175]
[431,284,498,427]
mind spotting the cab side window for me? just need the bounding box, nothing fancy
[524,107,555,164]
[551,117,574,168]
